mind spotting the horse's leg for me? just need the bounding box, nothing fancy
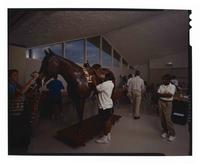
[75,98,85,134]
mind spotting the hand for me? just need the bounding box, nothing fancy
[32,72,39,80]
[127,92,131,97]
[159,92,172,98]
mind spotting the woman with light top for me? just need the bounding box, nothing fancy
[93,72,115,144]
[157,74,176,142]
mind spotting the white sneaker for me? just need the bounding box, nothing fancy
[95,135,109,144]
[161,133,168,139]
[168,136,176,142]
[107,133,111,141]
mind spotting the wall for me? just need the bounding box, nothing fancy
[134,64,148,82]
[96,64,131,87]
[150,52,188,69]
[8,46,68,91]
[111,67,125,86]
[8,45,27,84]
[149,52,188,86]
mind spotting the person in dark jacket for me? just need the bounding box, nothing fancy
[47,74,64,120]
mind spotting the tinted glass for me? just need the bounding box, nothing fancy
[64,39,84,64]
[87,36,100,65]
[102,38,112,67]
[113,50,121,67]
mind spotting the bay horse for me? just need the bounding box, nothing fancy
[37,48,115,131]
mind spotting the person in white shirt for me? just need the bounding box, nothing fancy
[94,73,115,144]
[127,74,134,88]
[157,74,176,142]
[129,70,145,119]
[127,74,134,103]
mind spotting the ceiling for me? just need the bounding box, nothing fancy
[9,9,190,66]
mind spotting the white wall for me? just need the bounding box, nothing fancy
[8,45,26,84]
[118,52,189,86]
[8,46,68,90]
[150,52,188,69]
[149,52,188,85]
[117,51,188,85]
[99,65,131,87]
[25,59,41,82]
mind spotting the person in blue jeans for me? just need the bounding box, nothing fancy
[47,74,64,120]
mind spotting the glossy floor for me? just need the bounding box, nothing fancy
[28,101,190,155]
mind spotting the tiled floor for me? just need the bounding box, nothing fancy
[28,100,190,155]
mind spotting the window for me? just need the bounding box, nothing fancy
[29,43,62,60]
[49,43,62,56]
[102,38,112,67]
[122,58,128,70]
[26,49,31,58]
[113,50,121,67]
[31,46,47,60]
[87,36,100,65]
[64,39,84,64]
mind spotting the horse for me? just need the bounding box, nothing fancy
[37,48,115,131]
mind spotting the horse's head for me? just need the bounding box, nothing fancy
[37,48,61,87]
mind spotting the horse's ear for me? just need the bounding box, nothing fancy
[48,48,56,56]
[44,48,51,56]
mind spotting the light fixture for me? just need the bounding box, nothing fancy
[166,62,173,67]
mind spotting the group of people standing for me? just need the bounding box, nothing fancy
[126,71,177,142]
[95,69,178,144]
[8,70,65,119]
[8,68,115,144]
[8,68,177,145]
[94,69,177,144]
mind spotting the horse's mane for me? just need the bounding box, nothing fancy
[56,55,83,71]
[46,49,83,71]
[39,52,51,73]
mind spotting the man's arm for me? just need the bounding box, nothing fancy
[20,73,39,94]
[91,75,101,93]
[158,92,173,98]
[96,83,103,92]
[157,85,173,98]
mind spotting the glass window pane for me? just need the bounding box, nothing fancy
[102,38,112,67]
[113,50,121,67]
[87,36,100,65]
[64,39,84,64]
[49,43,62,56]
[31,43,62,60]
[122,58,128,70]
[26,49,30,58]
[31,46,46,60]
